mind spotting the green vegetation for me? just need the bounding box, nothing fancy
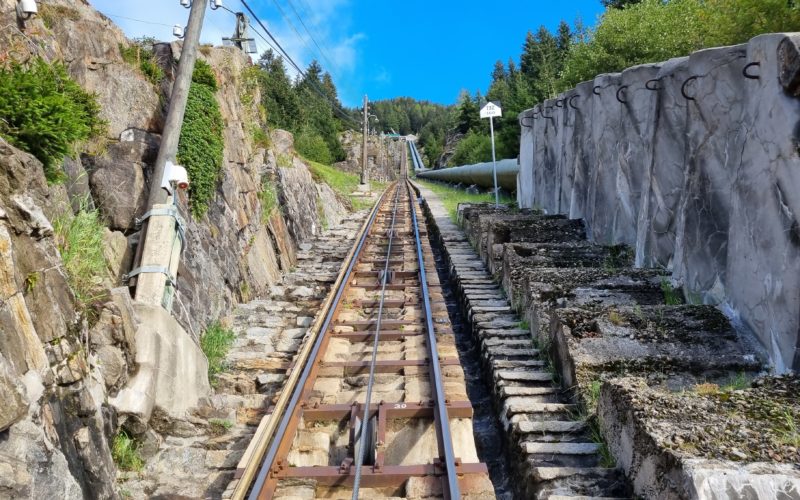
[200,322,236,382]
[177,61,224,218]
[295,130,333,165]
[252,51,346,164]
[119,38,164,86]
[54,208,108,310]
[201,322,235,380]
[370,97,454,167]
[0,58,104,182]
[562,0,800,88]
[259,176,279,223]
[721,372,750,392]
[588,417,616,467]
[39,4,80,29]
[449,130,493,166]
[112,431,144,472]
[414,179,514,222]
[24,272,39,293]
[403,0,800,171]
[208,418,233,436]
[306,158,385,211]
[777,410,800,447]
[518,320,530,331]
[660,278,682,305]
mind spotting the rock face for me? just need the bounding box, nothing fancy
[0,136,121,500]
[518,34,800,372]
[0,1,353,498]
[336,130,403,182]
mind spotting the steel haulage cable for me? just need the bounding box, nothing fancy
[351,183,401,500]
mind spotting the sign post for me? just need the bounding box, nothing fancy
[480,101,502,207]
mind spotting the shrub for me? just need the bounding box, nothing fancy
[112,431,144,472]
[295,131,333,166]
[177,64,224,218]
[54,208,108,309]
[200,322,235,381]
[192,59,218,91]
[119,39,164,86]
[208,418,233,436]
[448,130,492,167]
[0,58,105,181]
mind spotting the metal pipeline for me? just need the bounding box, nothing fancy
[415,159,519,191]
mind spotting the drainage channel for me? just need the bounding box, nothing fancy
[428,230,515,500]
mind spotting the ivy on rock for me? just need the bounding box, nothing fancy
[177,59,224,218]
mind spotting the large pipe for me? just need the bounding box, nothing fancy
[416,159,519,191]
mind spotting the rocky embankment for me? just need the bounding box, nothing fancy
[449,201,798,499]
[0,1,365,498]
[336,130,404,182]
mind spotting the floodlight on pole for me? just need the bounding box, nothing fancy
[16,0,37,21]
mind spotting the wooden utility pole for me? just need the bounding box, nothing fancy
[146,0,208,208]
[134,0,207,305]
[361,94,369,185]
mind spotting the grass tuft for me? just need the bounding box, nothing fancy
[259,176,279,223]
[112,431,144,472]
[660,278,683,305]
[201,322,236,381]
[413,179,514,222]
[208,418,233,436]
[54,208,108,310]
[720,372,749,392]
[305,159,386,211]
[776,411,800,447]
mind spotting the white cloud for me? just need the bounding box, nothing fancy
[88,0,363,105]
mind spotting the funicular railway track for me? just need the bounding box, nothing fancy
[230,173,493,499]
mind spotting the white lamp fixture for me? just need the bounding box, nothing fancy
[173,24,185,38]
[17,0,38,21]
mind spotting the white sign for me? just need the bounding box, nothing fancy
[480,101,502,119]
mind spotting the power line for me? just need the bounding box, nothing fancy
[283,0,340,75]
[267,0,333,79]
[239,0,359,128]
[104,13,174,28]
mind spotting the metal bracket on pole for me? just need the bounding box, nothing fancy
[135,206,187,251]
[123,266,177,288]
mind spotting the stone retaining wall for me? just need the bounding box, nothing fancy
[518,33,800,372]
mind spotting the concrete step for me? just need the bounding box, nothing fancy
[532,466,619,482]
[496,370,552,383]
[523,442,600,456]
[546,496,629,500]
[516,420,587,434]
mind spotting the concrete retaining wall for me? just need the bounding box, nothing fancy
[517,33,800,372]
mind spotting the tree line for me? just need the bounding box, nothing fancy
[397,0,800,168]
[251,49,350,165]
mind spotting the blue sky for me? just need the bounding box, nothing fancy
[89,0,605,107]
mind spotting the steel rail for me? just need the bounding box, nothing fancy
[245,183,394,500]
[351,184,401,499]
[406,178,461,499]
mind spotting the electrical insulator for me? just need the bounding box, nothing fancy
[211,0,223,9]
[180,0,191,8]
[173,25,185,38]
